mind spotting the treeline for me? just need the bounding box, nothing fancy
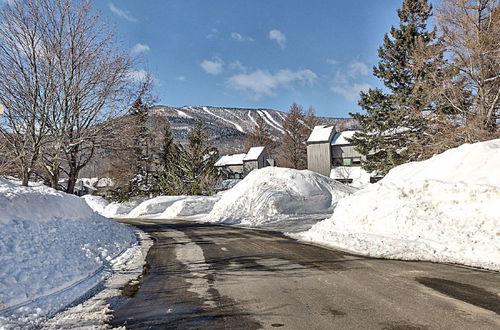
[351,0,499,175]
[107,98,219,201]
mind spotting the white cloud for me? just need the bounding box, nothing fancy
[231,32,255,42]
[269,29,286,49]
[227,68,317,99]
[326,58,339,65]
[127,69,162,86]
[331,83,371,102]
[127,69,149,82]
[348,60,370,77]
[207,28,218,39]
[131,43,150,56]
[200,57,224,75]
[109,3,137,23]
[330,60,372,102]
[229,60,247,72]
[176,76,186,81]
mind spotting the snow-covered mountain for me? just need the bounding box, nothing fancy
[151,105,358,154]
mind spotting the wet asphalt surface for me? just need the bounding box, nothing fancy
[110,219,500,330]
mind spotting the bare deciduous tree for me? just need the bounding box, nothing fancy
[278,103,309,169]
[0,0,137,190]
[437,0,499,130]
[245,113,278,158]
[0,0,57,185]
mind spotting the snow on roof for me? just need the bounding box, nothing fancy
[215,153,246,167]
[244,146,265,161]
[307,125,335,143]
[331,130,357,145]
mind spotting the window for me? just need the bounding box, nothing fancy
[342,158,352,166]
[335,178,353,184]
[332,157,362,167]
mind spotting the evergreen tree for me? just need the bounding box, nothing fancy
[176,124,219,195]
[350,0,442,175]
[128,97,153,196]
[158,123,182,195]
[278,103,309,169]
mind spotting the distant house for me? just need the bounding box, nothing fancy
[215,146,272,180]
[215,153,247,179]
[307,125,380,187]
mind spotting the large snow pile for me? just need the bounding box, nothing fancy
[207,167,356,227]
[0,179,137,326]
[297,139,500,271]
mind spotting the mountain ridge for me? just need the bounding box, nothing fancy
[151,105,358,154]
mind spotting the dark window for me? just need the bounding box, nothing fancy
[335,178,353,184]
[370,176,382,183]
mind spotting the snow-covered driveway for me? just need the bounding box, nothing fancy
[109,218,500,329]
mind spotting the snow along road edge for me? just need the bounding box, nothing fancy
[40,228,153,329]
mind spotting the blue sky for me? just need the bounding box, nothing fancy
[94,0,406,118]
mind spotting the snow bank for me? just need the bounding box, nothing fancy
[298,139,500,271]
[127,196,187,218]
[158,196,220,218]
[101,197,147,218]
[81,195,109,215]
[207,167,356,226]
[0,179,137,326]
[99,195,220,219]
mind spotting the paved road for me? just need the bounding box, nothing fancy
[111,219,500,330]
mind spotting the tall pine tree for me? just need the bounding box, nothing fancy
[176,123,219,195]
[350,0,442,175]
[158,121,182,195]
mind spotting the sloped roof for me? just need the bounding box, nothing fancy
[307,125,335,143]
[244,146,265,161]
[215,153,246,166]
[331,130,357,145]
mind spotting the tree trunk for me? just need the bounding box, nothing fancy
[21,168,29,186]
[66,149,79,194]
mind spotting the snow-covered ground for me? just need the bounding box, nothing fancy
[295,139,500,271]
[206,167,356,231]
[81,195,109,215]
[41,231,153,330]
[101,197,148,218]
[0,179,139,328]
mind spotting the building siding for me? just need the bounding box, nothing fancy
[307,143,331,177]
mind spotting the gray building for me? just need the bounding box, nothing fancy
[307,125,378,187]
[306,125,337,177]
